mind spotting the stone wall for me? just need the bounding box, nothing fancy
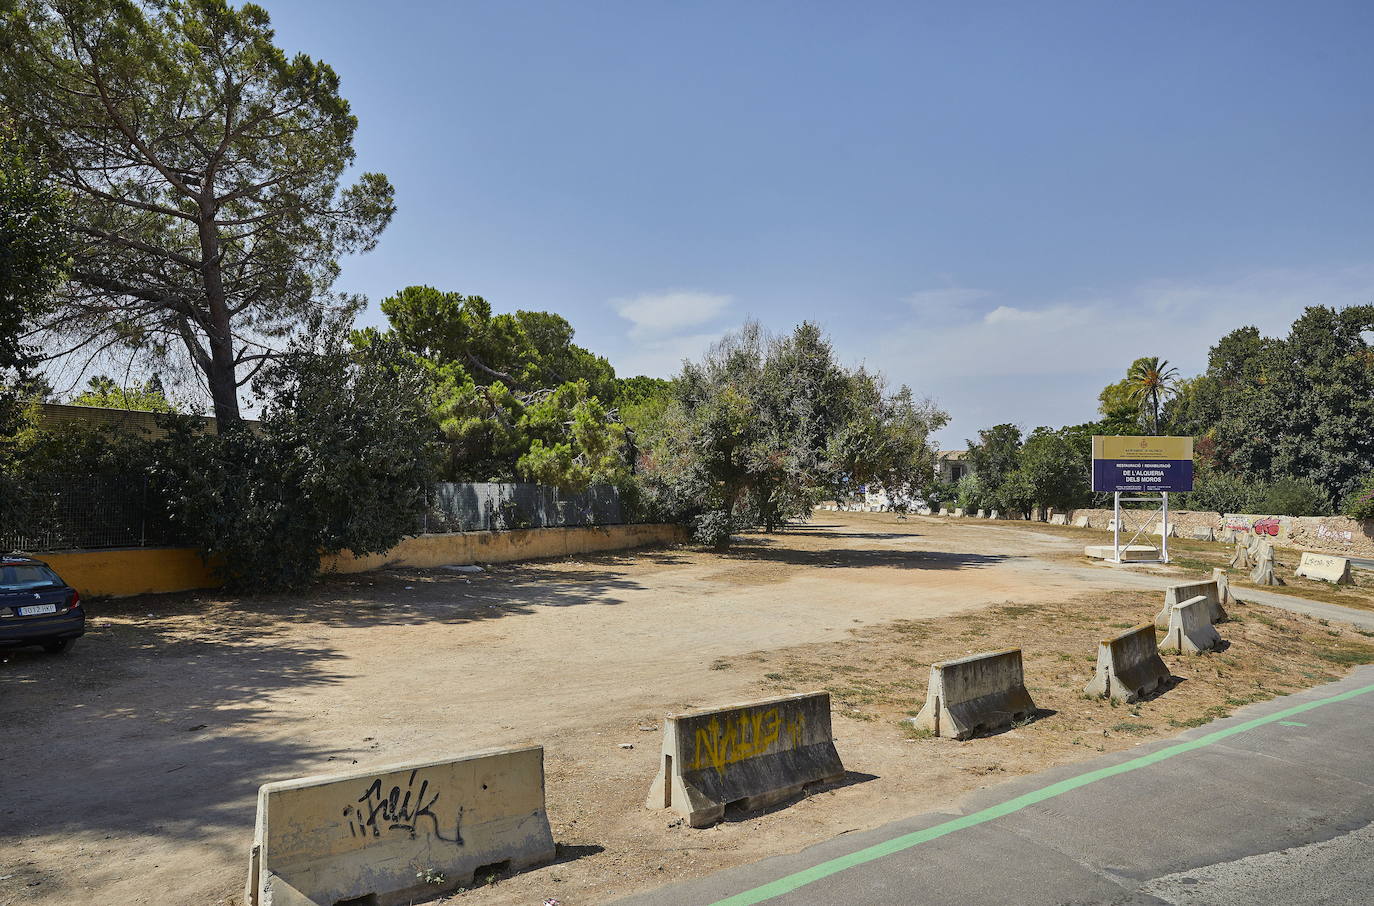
[1066,509,1374,558]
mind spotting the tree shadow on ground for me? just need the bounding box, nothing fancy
[89,560,654,634]
[1,618,350,901]
[717,537,1011,571]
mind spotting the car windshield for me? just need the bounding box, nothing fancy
[0,564,62,590]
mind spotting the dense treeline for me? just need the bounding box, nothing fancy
[956,306,1374,519]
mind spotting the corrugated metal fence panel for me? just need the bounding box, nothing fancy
[3,477,631,552]
[423,482,625,533]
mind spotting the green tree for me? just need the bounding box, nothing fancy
[69,374,174,412]
[0,125,66,445]
[965,424,1022,508]
[375,286,632,486]
[1177,472,1259,515]
[1256,477,1330,517]
[1096,377,1142,434]
[153,320,436,590]
[1015,426,1091,514]
[1204,307,1374,505]
[380,286,615,399]
[0,126,65,375]
[1125,356,1180,435]
[643,321,946,544]
[0,0,394,426]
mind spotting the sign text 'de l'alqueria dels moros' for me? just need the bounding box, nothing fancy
[1091,436,1194,493]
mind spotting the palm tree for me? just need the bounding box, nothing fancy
[1126,357,1180,435]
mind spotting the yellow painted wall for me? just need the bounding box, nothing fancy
[40,547,220,598]
[37,523,687,598]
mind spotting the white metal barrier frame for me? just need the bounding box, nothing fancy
[1111,491,1169,564]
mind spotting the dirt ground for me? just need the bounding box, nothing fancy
[4,513,1372,906]
[985,518,1374,612]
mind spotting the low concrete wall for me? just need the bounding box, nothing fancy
[1084,624,1172,703]
[909,648,1037,740]
[35,523,687,597]
[1158,596,1222,655]
[1154,579,1225,628]
[645,691,844,828]
[39,547,220,598]
[247,746,555,906]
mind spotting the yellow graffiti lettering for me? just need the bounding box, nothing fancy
[689,709,806,774]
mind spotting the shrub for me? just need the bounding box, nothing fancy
[693,509,736,549]
[955,473,985,510]
[1256,477,1330,517]
[1343,474,1374,520]
[151,324,438,591]
[1180,473,1262,514]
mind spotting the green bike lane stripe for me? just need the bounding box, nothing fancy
[710,680,1374,906]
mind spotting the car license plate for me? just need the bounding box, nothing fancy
[18,603,57,616]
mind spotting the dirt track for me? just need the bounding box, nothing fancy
[3,514,1370,905]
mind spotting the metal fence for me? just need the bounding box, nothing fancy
[420,482,627,533]
[0,475,155,551]
[2,477,633,552]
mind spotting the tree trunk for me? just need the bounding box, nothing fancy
[196,204,242,429]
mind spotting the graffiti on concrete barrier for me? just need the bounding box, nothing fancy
[691,708,806,775]
[343,769,463,844]
[1252,517,1281,537]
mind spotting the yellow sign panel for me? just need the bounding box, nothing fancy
[1091,436,1193,461]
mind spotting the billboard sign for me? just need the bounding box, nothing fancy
[1091,436,1194,493]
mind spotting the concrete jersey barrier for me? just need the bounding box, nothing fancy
[1212,568,1234,607]
[1294,552,1353,585]
[1073,515,1090,528]
[1154,579,1226,629]
[247,746,555,906]
[909,648,1037,740]
[1083,624,1172,702]
[645,691,844,828]
[1158,596,1223,655]
[1049,514,1068,525]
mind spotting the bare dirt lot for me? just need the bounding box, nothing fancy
[4,513,1373,906]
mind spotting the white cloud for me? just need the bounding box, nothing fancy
[613,290,732,341]
[611,330,725,378]
[905,287,992,311]
[872,265,1374,445]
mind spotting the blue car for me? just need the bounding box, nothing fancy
[0,556,84,653]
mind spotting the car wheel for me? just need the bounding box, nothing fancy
[41,638,71,654]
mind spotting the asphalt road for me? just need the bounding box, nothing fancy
[618,665,1374,906]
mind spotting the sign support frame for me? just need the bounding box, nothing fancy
[1111,491,1170,564]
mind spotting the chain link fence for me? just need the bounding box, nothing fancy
[0,475,157,552]
[3,477,636,552]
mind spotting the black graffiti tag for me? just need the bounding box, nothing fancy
[342,769,463,844]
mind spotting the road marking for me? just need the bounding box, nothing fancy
[1278,720,1307,727]
[710,681,1374,906]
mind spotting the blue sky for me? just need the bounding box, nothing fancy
[266,0,1374,447]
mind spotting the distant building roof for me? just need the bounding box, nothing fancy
[937,449,968,460]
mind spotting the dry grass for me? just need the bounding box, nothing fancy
[730,590,1374,759]
[992,519,1374,613]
